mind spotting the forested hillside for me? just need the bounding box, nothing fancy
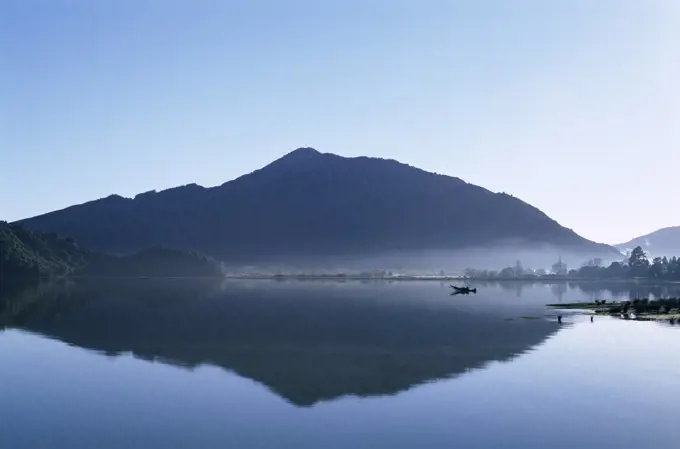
[1,222,222,279]
[0,221,89,279]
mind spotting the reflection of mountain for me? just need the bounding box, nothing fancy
[4,280,560,407]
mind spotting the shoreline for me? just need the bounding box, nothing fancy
[547,300,680,321]
[3,275,679,284]
[223,275,678,283]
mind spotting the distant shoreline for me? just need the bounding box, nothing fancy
[223,274,674,283]
[4,274,677,284]
[225,275,465,281]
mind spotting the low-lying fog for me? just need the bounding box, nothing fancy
[223,243,623,275]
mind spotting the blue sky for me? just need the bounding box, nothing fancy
[1,0,678,244]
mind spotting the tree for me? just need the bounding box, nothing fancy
[605,261,626,278]
[499,267,516,278]
[668,257,680,279]
[628,246,650,277]
[649,257,666,278]
[578,264,601,278]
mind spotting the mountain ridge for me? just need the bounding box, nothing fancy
[616,226,680,256]
[15,148,620,265]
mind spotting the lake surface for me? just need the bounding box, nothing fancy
[2,279,680,449]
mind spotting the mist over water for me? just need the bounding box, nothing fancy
[223,244,623,274]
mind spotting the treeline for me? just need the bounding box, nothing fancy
[79,247,223,278]
[571,246,680,280]
[464,246,680,280]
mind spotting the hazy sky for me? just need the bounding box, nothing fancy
[1,0,678,244]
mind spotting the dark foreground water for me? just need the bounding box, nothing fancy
[1,279,680,449]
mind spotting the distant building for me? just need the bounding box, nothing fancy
[551,256,568,275]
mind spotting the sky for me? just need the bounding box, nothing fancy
[1,0,678,245]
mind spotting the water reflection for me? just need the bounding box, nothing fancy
[3,279,678,407]
[469,279,680,301]
[3,279,680,449]
[2,279,563,407]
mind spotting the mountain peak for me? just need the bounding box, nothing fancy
[257,147,325,174]
[283,147,321,160]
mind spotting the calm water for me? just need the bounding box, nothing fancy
[1,279,680,449]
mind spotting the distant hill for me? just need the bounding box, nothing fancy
[0,222,221,279]
[16,148,619,266]
[81,247,222,278]
[616,226,680,257]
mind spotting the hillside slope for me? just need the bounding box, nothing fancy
[616,226,680,256]
[0,221,89,279]
[16,148,619,264]
[0,222,221,279]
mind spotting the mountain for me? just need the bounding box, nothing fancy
[16,148,620,267]
[0,222,222,279]
[616,226,680,257]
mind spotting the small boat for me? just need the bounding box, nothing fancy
[450,285,477,294]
